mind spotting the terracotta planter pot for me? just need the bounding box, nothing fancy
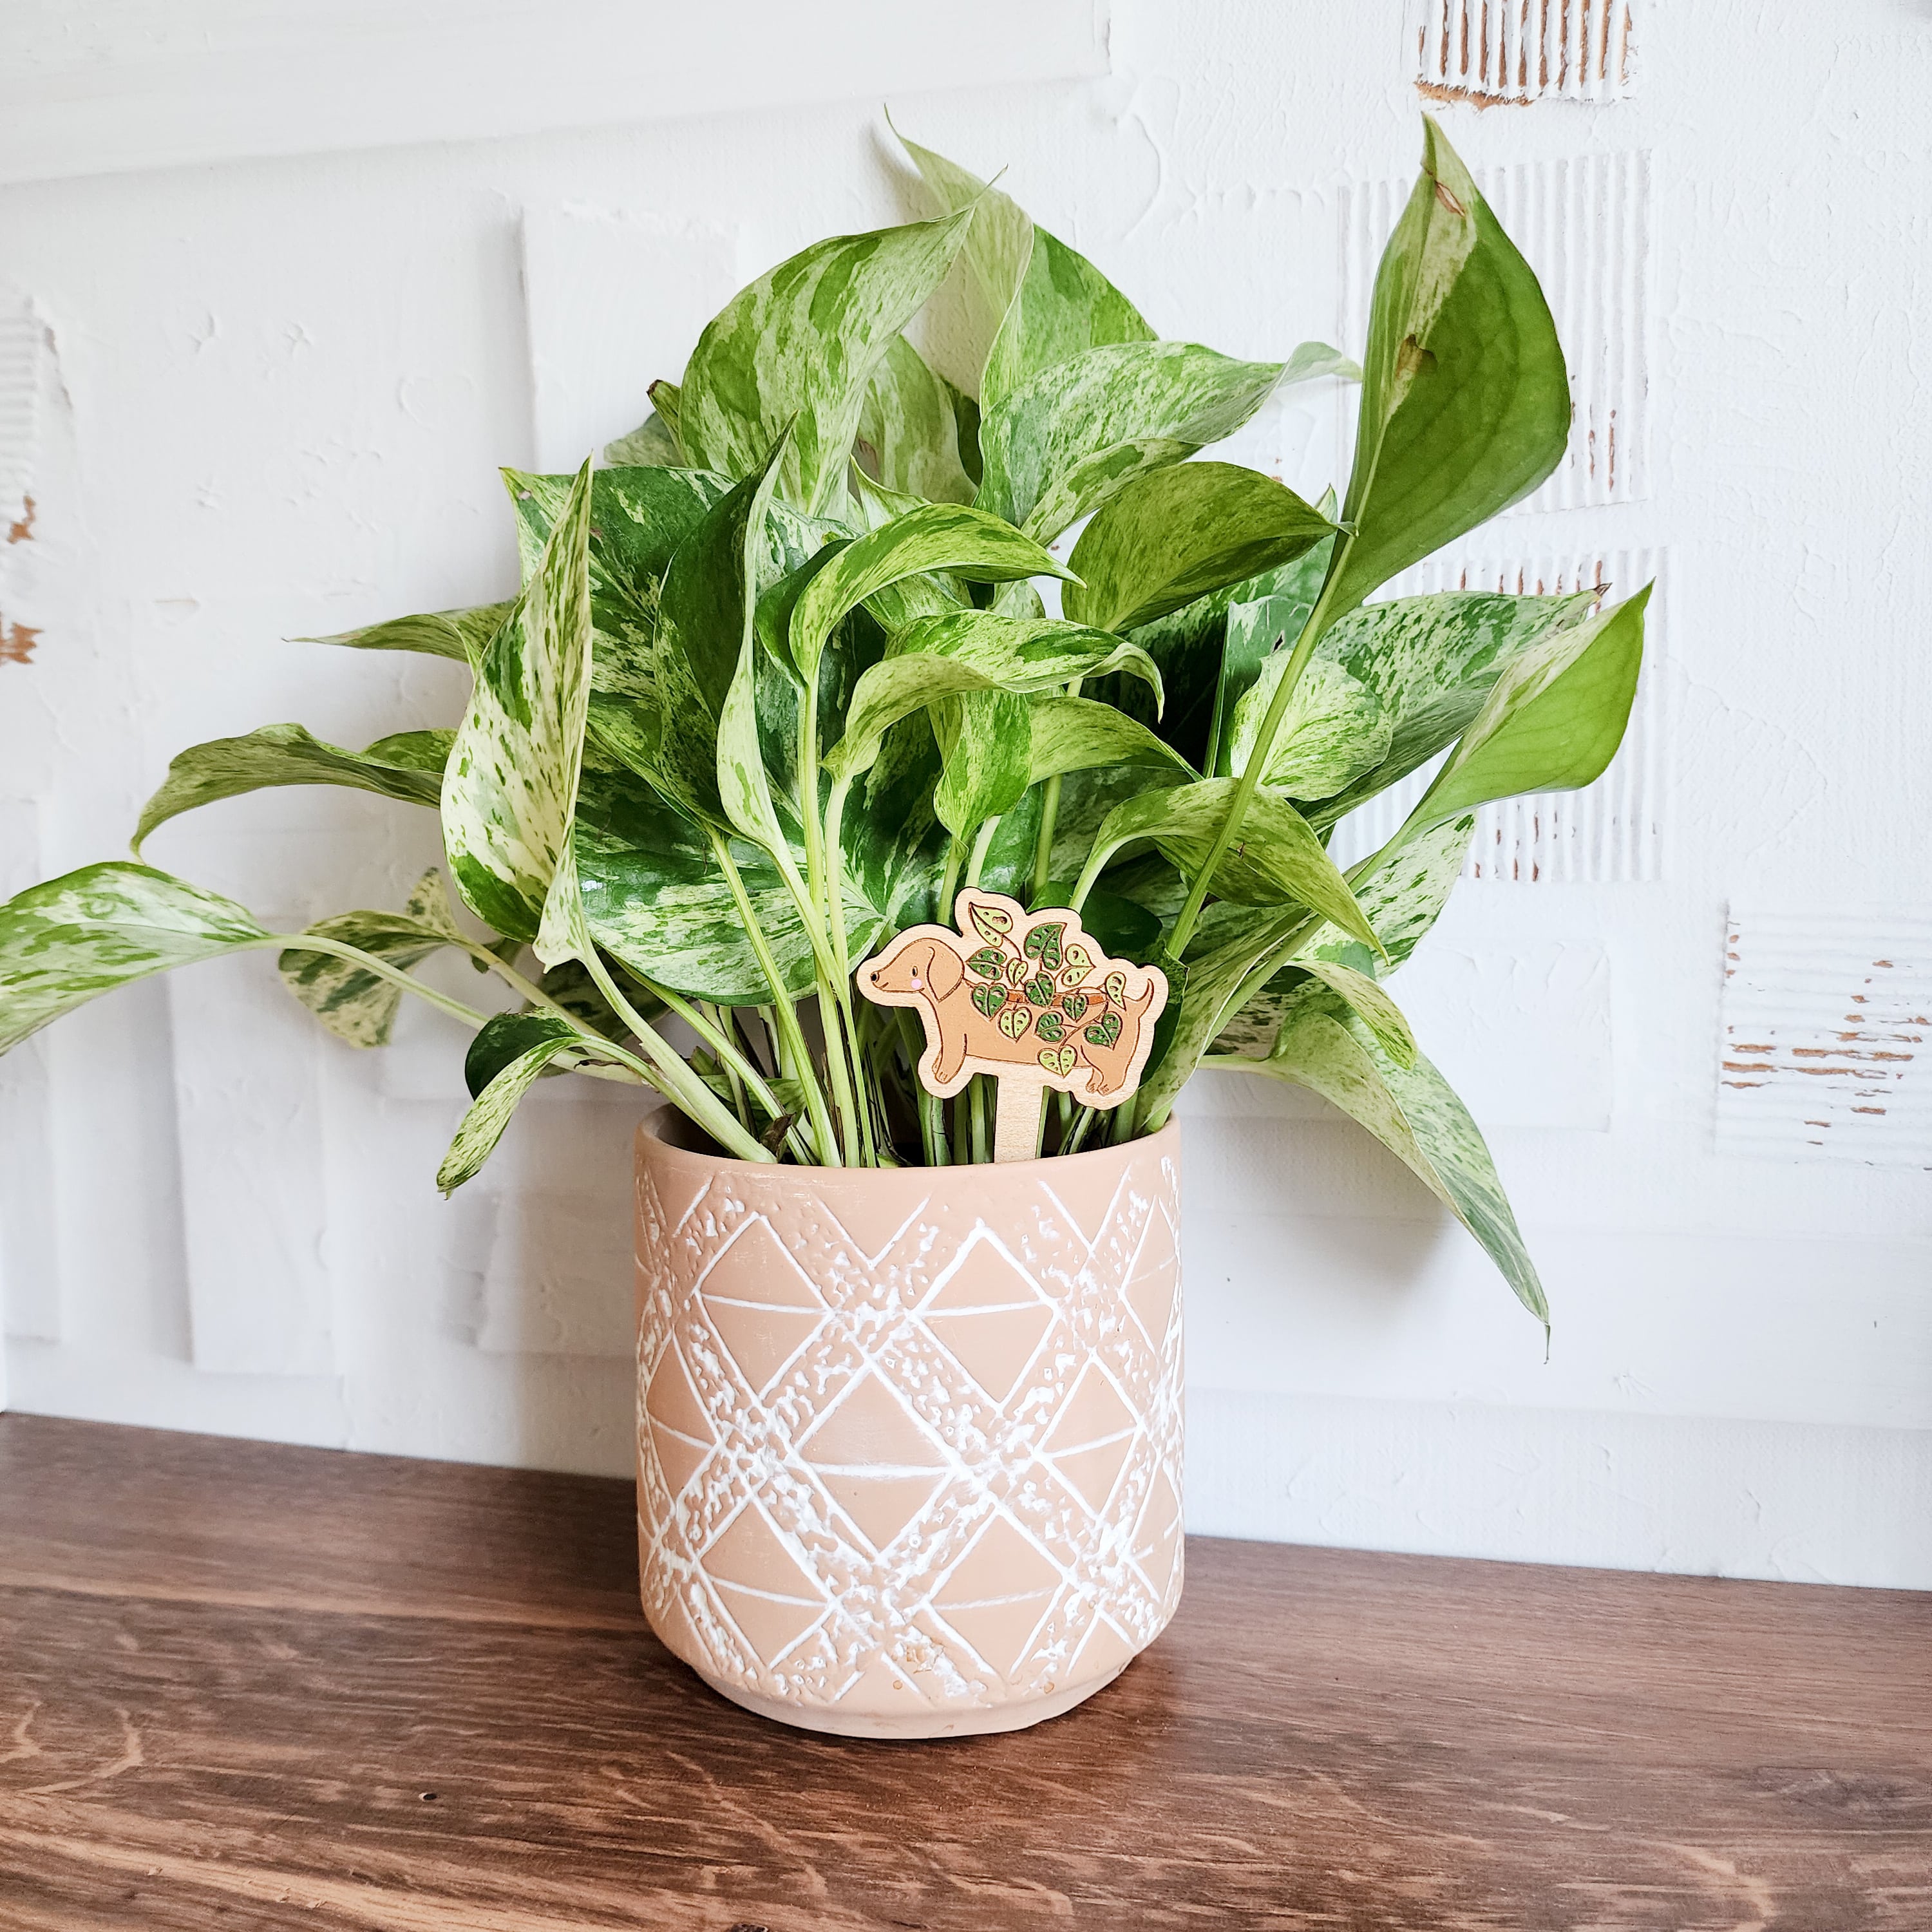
[632,1109,1184,1738]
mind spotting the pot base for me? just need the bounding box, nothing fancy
[689,1663,1128,1739]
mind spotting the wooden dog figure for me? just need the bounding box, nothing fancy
[859,890,1168,1116]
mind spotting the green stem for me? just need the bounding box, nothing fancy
[969,1077,989,1164]
[268,933,491,1030]
[1166,556,1355,961]
[1030,675,1081,906]
[965,815,1001,889]
[706,831,840,1164]
[571,944,774,1163]
[937,835,964,931]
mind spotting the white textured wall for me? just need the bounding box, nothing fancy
[3,2,1929,1587]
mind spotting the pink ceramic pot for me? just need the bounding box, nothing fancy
[632,1110,1184,1738]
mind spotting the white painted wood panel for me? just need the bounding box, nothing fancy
[0,1,1111,187]
[1410,0,1637,106]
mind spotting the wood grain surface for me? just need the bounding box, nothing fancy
[1,1412,1926,1931]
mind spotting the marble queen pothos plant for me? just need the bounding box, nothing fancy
[0,120,1648,1332]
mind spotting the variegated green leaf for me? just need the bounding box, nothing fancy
[1210,812,1480,1058]
[933,689,1032,836]
[1329,118,1569,614]
[1398,587,1649,844]
[717,436,811,862]
[1063,462,1334,634]
[439,1025,625,1193]
[464,1010,577,1099]
[1301,590,1597,828]
[679,211,975,515]
[896,134,1157,421]
[828,614,1160,782]
[1249,997,1548,1327]
[0,863,271,1052]
[132,725,450,857]
[857,336,976,505]
[1227,654,1390,799]
[442,458,594,940]
[277,866,466,1048]
[790,502,1068,679]
[304,603,510,667]
[1076,778,1379,949]
[1025,695,1194,787]
[571,762,858,1003]
[977,340,1288,542]
[604,379,685,466]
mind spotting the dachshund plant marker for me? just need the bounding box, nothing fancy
[859,890,1170,1163]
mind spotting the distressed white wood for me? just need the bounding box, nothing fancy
[1718,913,1932,1169]
[1410,0,1637,105]
[1329,551,1666,883]
[0,0,1112,187]
[1340,151,1651,511]
[522,209,740,473]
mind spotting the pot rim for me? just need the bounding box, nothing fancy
[636,1103,1180,1181]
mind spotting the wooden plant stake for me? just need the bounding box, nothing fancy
[857,891,1170,1163]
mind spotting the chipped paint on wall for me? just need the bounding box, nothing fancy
[1411,0,1636,107]
[1340,150,1651,512]
[0,303,47,665]
[1718,914,1931,1170]
[1329,550,1665,883]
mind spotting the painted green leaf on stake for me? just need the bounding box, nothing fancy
[0,863,271,1053]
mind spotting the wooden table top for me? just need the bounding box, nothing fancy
[1,1413,1926,1930]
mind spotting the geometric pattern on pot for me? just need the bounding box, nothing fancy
[634,1119,1184,1734]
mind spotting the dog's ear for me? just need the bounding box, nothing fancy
[920,939,965,1001]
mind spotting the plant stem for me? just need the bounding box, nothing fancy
[937,835,964,929]
[965,815,1001,889]
[969,1077,989,1163]
[1166,557,1354,960]
[1030,676,1081,906]
[267,934,489,1030]
[706,829,840,1164]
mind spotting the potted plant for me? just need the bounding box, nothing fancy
[0,120,1645,1736]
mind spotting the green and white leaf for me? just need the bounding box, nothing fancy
[605,379,685,466]
[0,863,271,1052]
[1064,462,1335,634]
[1303,589,1597,827]
[679,211,975,515]
[1328,118,1569,614]
[304,603,510,667]
[441,457,594,941]
[976,339,1288,542]
[1076,777,1380,949]
[1227,653,1390,799]
[438,1022,632,1193]
[857,336,976,505]
[1026,696,1194,787]
[277,866,468,1048]
[1397,586,1649,844]
[133,724,452,855]
[788,501,1068,679]
[933,688,1032,837]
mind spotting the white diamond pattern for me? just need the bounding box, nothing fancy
[634,1135,1185,1724]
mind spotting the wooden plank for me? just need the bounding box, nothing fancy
[1,1413,1927,1929]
